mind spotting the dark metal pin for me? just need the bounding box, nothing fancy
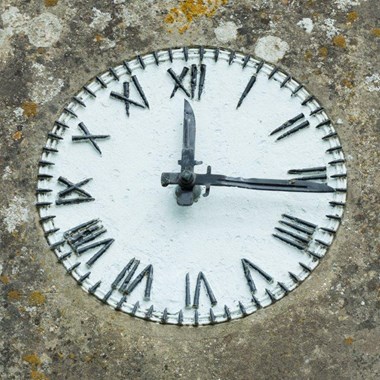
[38,174,53,180]
[44,228,59,236]
[72,96,86,107]
[146,305,154,318]
[178,310,183,325]
[162,308,168,323]
[288,271,300,283]
[252,295,261,309]
[199,46,205,62]
[268,66,279,79]
[282,214,317,229]
[279,220,313,236]
[131,75,150,108]
[330,173,347,178]
[242,54,250,68]
[39,160,54,166]
[55,120,69,129]
[123,60,132,74]
[275,227,310,244]
[209,308,216,324]
[88,280,101,294]
[116,295,127,311]
[273,234,305,250]
[153,51,159,65]
[329,201,345,206]
[310,106,324,116]
[63,107,77,117]
[57,251,72,262]
[326,214,341,220]
[291,84,304,96]
[131,301,140,315]
[50,240,65,249]
[238,301,248,316]
[183,46,189,61]
[292,174,327,181]
[301,95,315,105]
[111,259,135,289]
[119,259,140,292]
[224,305,231,321]
[36,202,52,207]
[326,145,342,153]
[194,309,199,326]
[48,132,63,140]
[328,159,346,165]
[96,76,107,88]
[168,48,173,62]
[77,271,90,284]
[228,50,236,65]
[266,289,277,302]
[278,281,289,294]
[315,239,329,247]
[214,48,219,62]
[110,91,145,108]
[104,290,115,305]
[322,132,338,140]
[137,55,145,69]
[306,250,322,259]
[67,262,80,273]
[288,166,326,174]
[42,147,58,153]
[280,75,292,88]
[320,227,336,233]
[109,67,119,80]
[299,262,312,272]
[316,120,331,128]
[40,215,56,223]
[256,60,264,74]
[83,86,96,97]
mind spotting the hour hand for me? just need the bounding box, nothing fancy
[178,99,202,171]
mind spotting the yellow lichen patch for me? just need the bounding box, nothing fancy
[319,46,328,58]
[95,34,104,42]
[344,336,354,345]
[28,291,46,306]
[304,50,313,61]
[333,35,346,48]
[44,0,58,6]
[12,131,23,141]
[7,290,21,300]
[371,28,380,37]
[31,370,49,380]
[164,0,228,33]
[0,275,10,284]
[23,353,41,367]
[22,101,38,118]
[347,11,358,23]
[342,78,354,88]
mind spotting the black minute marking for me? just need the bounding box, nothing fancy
[72,122,110,155]
[236,74,257,109]
[190,64,197,99]
[198,64,206,100]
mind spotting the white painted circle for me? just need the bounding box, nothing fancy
[37,47,347,325]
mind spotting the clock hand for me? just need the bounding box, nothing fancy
[161,166,335,194]
[174,100,202,206]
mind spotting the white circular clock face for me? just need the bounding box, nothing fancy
[37,47,347,325]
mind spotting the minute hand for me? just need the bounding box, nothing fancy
[161,172,335,193]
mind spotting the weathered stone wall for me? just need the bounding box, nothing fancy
[0,1,379,379]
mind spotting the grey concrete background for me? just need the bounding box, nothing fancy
[0,0,379,379]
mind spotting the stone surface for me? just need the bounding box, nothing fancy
[0,1,379,379]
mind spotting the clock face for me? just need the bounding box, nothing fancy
[37,47,347,325]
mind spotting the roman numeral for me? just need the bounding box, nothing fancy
[62,219,115,267]
[72,122,110,155]
[105,258,153,301]
[269,113,309,141]
[187,272,217,309]
[241,258,273,295]
[236,74,257,109]
[273,214,323,258]
[110,75,149,116]
[288,166,327,181]
[56,176,94,205]
[168,64,207,100]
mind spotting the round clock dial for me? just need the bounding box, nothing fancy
[37,47,347,325]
